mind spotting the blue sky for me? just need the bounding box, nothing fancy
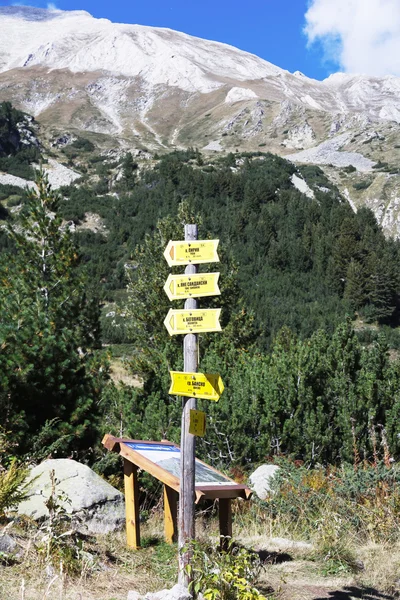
[0,0,336,80]
[2,0,400,79]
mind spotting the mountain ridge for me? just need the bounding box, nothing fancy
[2,6,400,237]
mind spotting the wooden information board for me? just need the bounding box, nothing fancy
[102,435,251,549]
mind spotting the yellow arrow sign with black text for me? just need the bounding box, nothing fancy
[164,240,219,267]
[169,371,224,402]
[164,308,222,336]
[163,273,220,301]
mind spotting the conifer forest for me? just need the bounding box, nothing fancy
[1,102,400,472]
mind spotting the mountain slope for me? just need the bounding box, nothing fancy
[2,7,400,131]
[1,6,400,236]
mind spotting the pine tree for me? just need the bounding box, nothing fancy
[344,259,367,309]
[0,171,107,457]
[121,152,138,190]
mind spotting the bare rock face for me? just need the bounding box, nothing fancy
[249,464,280,501]
[17,459,125,534]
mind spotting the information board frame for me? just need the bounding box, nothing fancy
[102,434,252,549]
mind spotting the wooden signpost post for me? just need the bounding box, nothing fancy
[180,224,198,587]
[163,228,223,588]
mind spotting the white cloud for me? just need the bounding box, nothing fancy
[305,0,400,76]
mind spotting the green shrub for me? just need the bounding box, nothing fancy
[0,459,30,517]
[6,195,22,207]
[0,184,27,202]
[353,180,372,190]
[372,161,388,169]
[71,137,95,152]
[0,145,41,179]
[187,540,268,600]
[263,460,400,545]
[0,428,30,517]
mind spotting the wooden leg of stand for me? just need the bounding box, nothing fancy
[164,485,178,544]
[219,498,232,551]
[124,459,140,549]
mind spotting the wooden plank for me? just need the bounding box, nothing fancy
[123,459,140,549]
[195,488,249,500]
[164,485,178,544]
[219,498,232,551]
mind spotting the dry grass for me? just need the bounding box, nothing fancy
[109,360,143,388]
[357,543,400,593]
[2,508,400,600]
[0,524,176,600]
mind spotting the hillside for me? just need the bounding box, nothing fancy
[1,109,400,352]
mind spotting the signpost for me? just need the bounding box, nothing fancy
[164,308,222,335]
[163,224,223,588]
[163,273,220,301]
[164,239,219,267]
[169,371,224,401]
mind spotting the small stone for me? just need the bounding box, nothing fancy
[45,564,55,579]
[0,533,17,554]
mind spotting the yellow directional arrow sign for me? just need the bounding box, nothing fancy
[164,308,222,336]
[164,239,219,267]
[163,273,220,301]
[169,371,224,402]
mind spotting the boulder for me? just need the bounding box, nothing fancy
[145,584,192,600]
[249,464,280,500]
[17,459,125,534]
[127,584,192,600]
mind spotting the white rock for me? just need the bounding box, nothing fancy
[45,159,80,188]
[2,6,400,127]
[17,459,125,534]
[0,173,34,188]
[291,174,315,199]
[127,592,142,600]
[287,133,375,172]
[0,159,79,191]
[225,87,258,104]
[203,140,222,151]
[144,584,192,600]
[249,465,280,500]
[282,123,316,150]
